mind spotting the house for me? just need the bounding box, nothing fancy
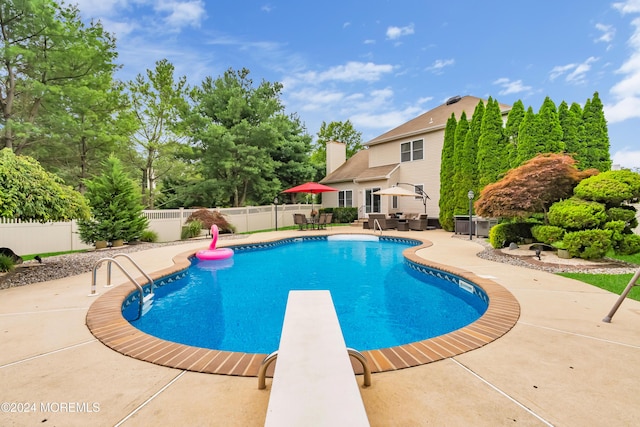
[320,95,511,226]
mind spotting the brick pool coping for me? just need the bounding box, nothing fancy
[85,235,520,377]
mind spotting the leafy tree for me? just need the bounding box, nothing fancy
[0,148,89,222]
[190,68,304,207]
[438,113,457,231]
[476,97,507,187]
[78,155,148,243]
[505,100,525,168]
[271,113,315,196]
[127,59,190,208]
[581,91,611,171]
[29,75,134,193]
[474,153,595,221]
[1,1,119,154]
[312,120,363,177]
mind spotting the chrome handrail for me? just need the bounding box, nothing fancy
[258,351,279,390]
[347,348,372,387]
[373,218,383,235]
[111,253,155,294]
[257,348,372,389]
[89,257,152,321]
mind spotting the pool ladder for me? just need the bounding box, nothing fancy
[88,253,155,320]
[372,219,383,235]
[257,348,372,389]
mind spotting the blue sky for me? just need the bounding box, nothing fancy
[74,0,640,169]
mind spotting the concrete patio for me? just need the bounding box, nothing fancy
[1,229,639,426]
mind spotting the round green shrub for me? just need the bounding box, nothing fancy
[548,198,606,230]
[607,206,638,229]
[562,229,612,259]
[489,222,533,248]
[616,233,640,255]
[531,225,565,244]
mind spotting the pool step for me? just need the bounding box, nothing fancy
[141,293,154,316]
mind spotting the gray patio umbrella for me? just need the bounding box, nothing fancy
[373,187,419,197]
[374,186,428,213]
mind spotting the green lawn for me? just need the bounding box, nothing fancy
[558,250,640,302]
[558,272,640,301]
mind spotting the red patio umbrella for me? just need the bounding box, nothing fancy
[282,182,338,212]
[282,182,339,194]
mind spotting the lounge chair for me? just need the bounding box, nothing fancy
[409,213,429,231]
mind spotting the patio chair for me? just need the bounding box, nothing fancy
[293,213,308,230]
[409,213,429,231]
[316,213,328,229]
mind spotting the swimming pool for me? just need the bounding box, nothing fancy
[123,235,488,354]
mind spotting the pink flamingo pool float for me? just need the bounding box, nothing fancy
[195,224,234,261]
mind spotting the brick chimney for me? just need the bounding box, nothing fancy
[326,141,346,175]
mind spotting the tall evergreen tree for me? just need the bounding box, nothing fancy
[476,97,507,188]
[559,101,585,167]
[452,112,471,215]
[78,155,148,244]
[536,96,564,153]
[438,113,457,231]
[516,97,564,166]
[505,100,525,168]
[582,91,611,171]
[516,106,537,165]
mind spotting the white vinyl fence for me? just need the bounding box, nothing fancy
[0,204,313,256]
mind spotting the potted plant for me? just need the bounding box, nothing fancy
[552,241,571,259]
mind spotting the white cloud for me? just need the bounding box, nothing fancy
[364,39,376,45]
[493,78,532,95]
[290,62,394,85]
[595,23,615,43]
[613,0,640,14]
[72,0,131,17]
[288,88,346,112]
[261,4,273,12]
[351,105,424,130]
[606,11,640,122]
[548,57,598,84]
[386,24,414,40]
[426,59,454,74]
[612,148,640,169]
[156,0,206,29]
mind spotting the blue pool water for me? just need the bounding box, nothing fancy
[125,236,488,353]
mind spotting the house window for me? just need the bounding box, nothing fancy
[338,190,353,207]
[414,184,425,201]
[400,139,423,162]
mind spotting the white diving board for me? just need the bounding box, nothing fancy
[264,290,370,427]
